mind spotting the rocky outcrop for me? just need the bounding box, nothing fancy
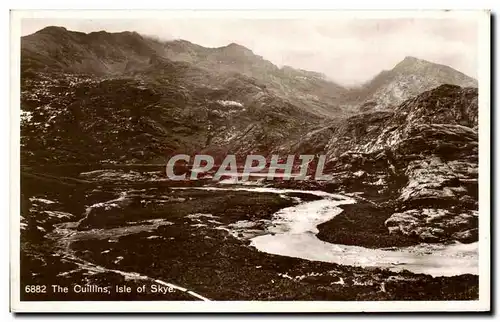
[294,85,479,244]
[398,157,477,207]
[385,209,478,243]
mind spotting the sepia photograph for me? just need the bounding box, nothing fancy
[10,10,491,312]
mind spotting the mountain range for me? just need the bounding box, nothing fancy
[20,26,479,244]
[22,26,477,116]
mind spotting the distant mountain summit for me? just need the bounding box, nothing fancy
[344,56,477,111]
[21,26,160,74]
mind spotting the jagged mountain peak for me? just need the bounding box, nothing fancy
[393,56,433,70]
[345,56,478,110]
[392,55,469,75]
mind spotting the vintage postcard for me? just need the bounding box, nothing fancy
[10,10,491,312]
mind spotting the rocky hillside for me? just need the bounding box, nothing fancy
[288,84,478,244]
[21,69,321,166]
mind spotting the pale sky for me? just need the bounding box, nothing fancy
[21,18,478,85]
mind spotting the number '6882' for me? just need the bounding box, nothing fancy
[24,285,47,293]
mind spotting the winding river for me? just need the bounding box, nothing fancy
[186,185,478,277]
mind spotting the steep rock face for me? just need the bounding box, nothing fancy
[299,85,478,158]
[288,84,478,160]
[284,110,394,156]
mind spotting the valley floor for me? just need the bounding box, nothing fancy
[20,167,478,301]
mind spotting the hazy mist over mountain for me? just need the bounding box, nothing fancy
[21,18,478,85]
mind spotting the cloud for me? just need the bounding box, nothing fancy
[21,17,478,85]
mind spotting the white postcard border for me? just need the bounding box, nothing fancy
[9,9,491,313]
